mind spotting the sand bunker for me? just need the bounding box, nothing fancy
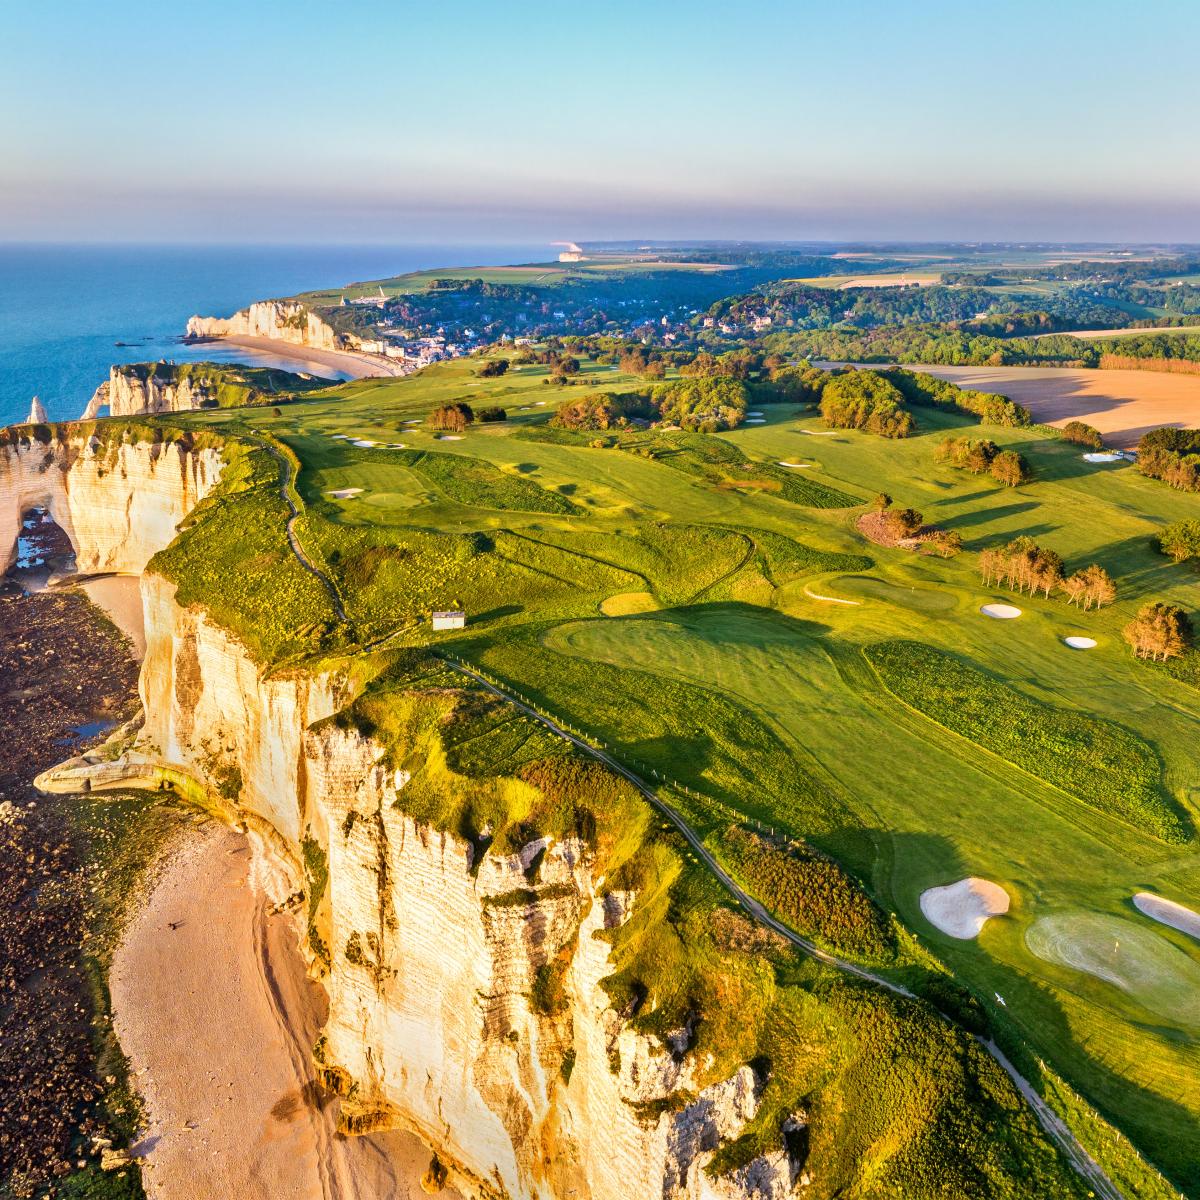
[980,603,1022,619]
[1026,912,1200,1026]
[802,585,861,606]
[329,433,351,440]
[1083,452,1123,463]
[1064,635,1097,649]
[600,591,660,616]
[1134,893,1200,942]
[327,488,363,499]
[744,418,766,424]
[920,877,1010,939]
[351,439,377,447]
[777,461,810,469]
[799,429,839,436]
[436,434,464,441]
[747,410,765,417]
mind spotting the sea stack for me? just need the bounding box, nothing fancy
[26,396,48,424]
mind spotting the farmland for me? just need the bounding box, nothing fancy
[154,349,1200,1195]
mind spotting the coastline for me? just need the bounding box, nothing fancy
[112,822,454,1200]
[191,335,411,381]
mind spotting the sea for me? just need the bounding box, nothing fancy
[0,242,550,426]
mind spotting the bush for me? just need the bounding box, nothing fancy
[551,391,626,431]
[477,407,508,423]
[718,825,897,962]
[477,359,509,377]
[1061,419,1103,449]
[990,448,1029,487]
[864,640,1186,843]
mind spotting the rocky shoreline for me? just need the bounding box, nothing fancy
[0,587,146,1196]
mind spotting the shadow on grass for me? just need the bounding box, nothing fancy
[975,946,1200,1196]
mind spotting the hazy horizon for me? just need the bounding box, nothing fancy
[4,0,1199,244]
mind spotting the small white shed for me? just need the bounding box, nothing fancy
[432,610,466,631]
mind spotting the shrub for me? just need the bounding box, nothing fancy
[718,825,897,962]
[1061,420,1103,449]
[477,359,509,377]
[551,391,625,431]
[864,640,1186,843]
[477,407,508,423]
[989,448,1029,487]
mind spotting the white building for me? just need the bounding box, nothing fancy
[431,610,466,630]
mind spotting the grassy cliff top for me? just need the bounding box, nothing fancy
[122,349,1200,1195]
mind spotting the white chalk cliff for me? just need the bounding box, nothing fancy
[39,578,804,1198]
[26,396,49,424]
[81,366,227,421]
[186,299,353,351]
[0,429,223,574]
[23,416,806,1199]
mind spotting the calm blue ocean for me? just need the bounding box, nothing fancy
[0,243,548,425]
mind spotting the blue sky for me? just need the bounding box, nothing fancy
[3,0,1198,243]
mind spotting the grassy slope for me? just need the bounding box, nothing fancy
[145,353,1199,1194]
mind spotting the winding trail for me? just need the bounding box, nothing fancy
[252,436,349,623]
[254,430,1126,1200]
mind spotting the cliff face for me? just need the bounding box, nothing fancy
[83,367,221,420]
[44,574,800,1200]
[0,432,223,574]
[186,300,352,351]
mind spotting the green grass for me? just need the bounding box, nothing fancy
[863,639,1188,843]
[128,351,1200,1193]
[520,422,863,508]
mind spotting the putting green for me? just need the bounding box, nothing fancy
[831,574,957,612]
[1026,912,1200,1028]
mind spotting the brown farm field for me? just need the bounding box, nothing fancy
[906,363,1200,447]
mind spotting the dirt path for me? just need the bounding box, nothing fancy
[112,822,453,1200]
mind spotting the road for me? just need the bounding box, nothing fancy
[445,658,1126,1200]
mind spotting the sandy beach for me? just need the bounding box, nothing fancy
[76,575,146,658]
[205,335,411,381]
[112,823,455,1200]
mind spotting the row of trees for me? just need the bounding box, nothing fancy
[1124,603,1193,661]
[1137,426,1200,493]
[978,537,1115,607]
[1160,518,1200,563]
[934,436,1030,487]
[430,402,475,432]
